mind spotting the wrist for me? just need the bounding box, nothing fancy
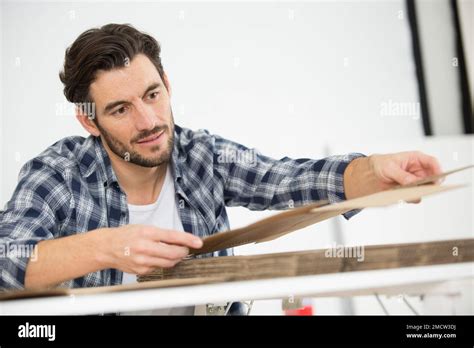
[90,227,116,270]
[343,156,375,200]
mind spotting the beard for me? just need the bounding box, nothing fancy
[97,111,175,168]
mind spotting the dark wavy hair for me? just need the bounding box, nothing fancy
[59,23,165,106]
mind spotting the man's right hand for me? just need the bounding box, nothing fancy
[99,225,203,275]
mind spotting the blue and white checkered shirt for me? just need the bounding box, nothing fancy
[0,125,364,291]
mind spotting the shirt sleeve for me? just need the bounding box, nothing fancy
[0,159,71,291]
[212,134,366,218]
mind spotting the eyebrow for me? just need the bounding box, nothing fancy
[103,82,161,114]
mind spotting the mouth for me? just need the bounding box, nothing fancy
[136,130,165,145]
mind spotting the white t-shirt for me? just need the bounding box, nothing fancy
[121,167,195,315]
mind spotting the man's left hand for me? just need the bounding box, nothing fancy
[344,151,443,201]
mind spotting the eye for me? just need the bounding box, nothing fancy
[112,105,128,116]
[148,91,159,100]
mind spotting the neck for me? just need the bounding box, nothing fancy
[106,148,168,205]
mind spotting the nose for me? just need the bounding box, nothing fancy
[132,98,156,131]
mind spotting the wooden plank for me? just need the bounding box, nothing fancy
[140,238,474,283]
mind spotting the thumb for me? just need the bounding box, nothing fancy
[388,165,419,186]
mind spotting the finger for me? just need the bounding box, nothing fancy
[142,242,189,261]
[387,163,419,186]
[149,228,203,249]
[410,153,444,184]
[135,256,180,274]
[415,152,443,177]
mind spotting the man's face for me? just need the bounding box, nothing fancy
[89,54,174,168]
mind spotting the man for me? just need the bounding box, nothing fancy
[0,24,441,303]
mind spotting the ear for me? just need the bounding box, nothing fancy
[162,72,172,98]
[75,104,101,137]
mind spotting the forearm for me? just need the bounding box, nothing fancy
[24,228,111,289]
[221,152,366,210]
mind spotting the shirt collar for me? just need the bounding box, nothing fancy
[77,135,119,187]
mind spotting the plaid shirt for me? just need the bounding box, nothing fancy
[0,125,364,291]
